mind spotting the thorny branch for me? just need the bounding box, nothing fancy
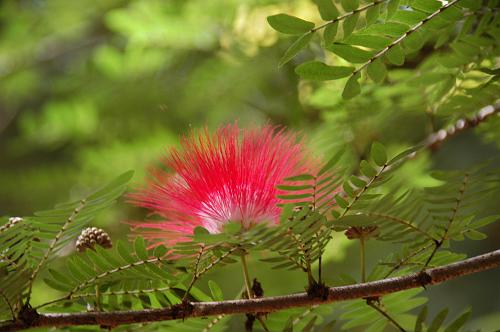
[2,249,499,331]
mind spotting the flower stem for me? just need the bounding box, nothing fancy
[240,254,253,299]
[95,283,101,311]
[360,237,366,283]
[240,255,270,332]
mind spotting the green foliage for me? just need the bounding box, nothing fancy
[1,1,499,331]
[268,0,499,103]
[0,171,133,320]
[340,289,427,331]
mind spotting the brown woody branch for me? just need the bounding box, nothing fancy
[424,102,500,151]
[2,249,499,331]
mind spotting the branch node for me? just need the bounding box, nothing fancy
[172,300,194,320]
[417,271,432,289]
[307,281,329,300]
[245,278,267,331]
[18,304,39,326]
[364,296,380,305]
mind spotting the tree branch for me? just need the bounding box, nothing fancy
[3,249,499,331]
[424,102,500,151]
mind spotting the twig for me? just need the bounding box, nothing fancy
[360,237,366,283]
[3,249,499,331]
[351,0,462,77]
[183,244,206,301]
[424,103,500,151]
[311,0,386,33]
[367,300,407,332]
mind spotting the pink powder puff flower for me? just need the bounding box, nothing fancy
[128,123,317,247]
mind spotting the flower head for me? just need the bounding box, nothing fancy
[129,123,315,247]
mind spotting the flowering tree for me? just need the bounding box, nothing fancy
[1,1,500,332]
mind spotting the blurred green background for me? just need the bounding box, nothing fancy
[1,0,499,330]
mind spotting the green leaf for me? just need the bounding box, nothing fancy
[44,277,72,292]
[459,0,481,10]
[188,286,213,302]
[444,309,471,332]
[320,320,336,332]
[283,317,294,332]
[367,58,386,83]
[193,226,210,236]
[117,240,136,263]
[385,44,405,65]
[267,14,315,35]
[318,149,344,176]
[134,236,148,260]
[415,305,428,332]
[428,308,448,332]
[295,61,354,80]
[328,44,375,63]
[360,160,377,177]
[386,0,400,20]
[342,72,361,99]
[324,22,338,44]
[350,175,366,188]
[335,194,349,209]
[302,316,318,332]
[464,229,487,240]
[278,193,313,200]
[314,0,339,20]
[342,12,359,39]
[340,214,373,226]
[392,10,428,25]
[279,33,313,67]
[343,181,355,197]
[341,0,358,12]
[87,170,134,201]
[388,146,417,165]
[404,30,425,51]
[345,34,391,49]
[49,268,72,285]
[364,22,409,37]
[284,174,315,181]
[277,184,313,191]
[208,280,224,301]
[223,222,242,234]
[366,4,380,25]
[410,0,442,13]
[371,142,387,166]
[470,215,499,229]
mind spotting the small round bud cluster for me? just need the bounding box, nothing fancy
[76,227,112,252]
[0,217,23,232]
